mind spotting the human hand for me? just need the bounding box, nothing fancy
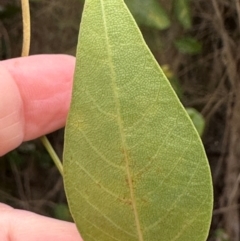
[0,55,83,241]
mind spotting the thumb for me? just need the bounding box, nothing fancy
[0,203,82,241]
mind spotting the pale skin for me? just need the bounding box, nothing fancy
[0,55,83,241]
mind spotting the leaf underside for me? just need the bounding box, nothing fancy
[63,0,213,241]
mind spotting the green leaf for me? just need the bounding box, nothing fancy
[63,0,213,241]
[173,0,192,29]
[53,203,73,221]
[186,108,205,137]
[175,37,202,55]
[125,0,171,30]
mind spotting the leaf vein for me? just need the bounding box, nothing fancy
[75,186,137,238]
[135,121,179,176]
[85,89,117,118]
[99,1,144,240]
[77,212,124,241]
[80,129,124,169]
[170,196,209,241]
[144,153,201,231]
[74,161,123,199]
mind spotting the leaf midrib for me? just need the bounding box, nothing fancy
[99,1,143,240]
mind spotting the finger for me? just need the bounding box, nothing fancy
[0,203,83,241]
[0,55,75,156]
[0,65,24,156]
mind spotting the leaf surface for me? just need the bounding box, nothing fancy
[63,0,213,240]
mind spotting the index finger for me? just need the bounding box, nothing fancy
[0,54,75,156]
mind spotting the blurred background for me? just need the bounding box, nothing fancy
[0,0,240,240]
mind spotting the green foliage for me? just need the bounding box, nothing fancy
[173,0,192,29]
[124,0,202,57]
[53,203,73,221]
[186,108,205,137]
[175,37,202,55]
[63,0,213,240]
[125,0,171,30]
